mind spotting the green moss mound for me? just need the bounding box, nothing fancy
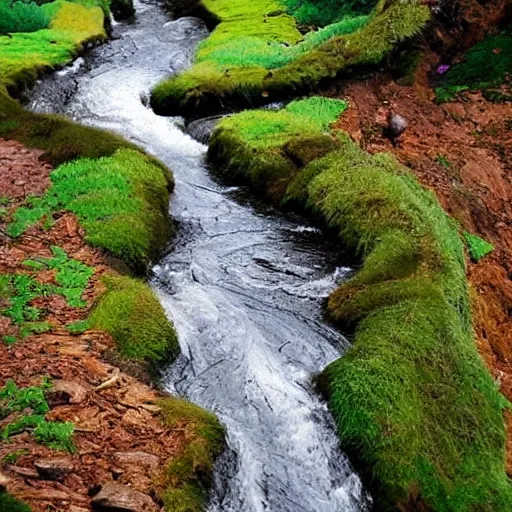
[151,0,429,116]
[89,275,179,363]
[208,96,346,199]
[208,100,512,511]
[158,397,225,512]
[5,149,172,272]
[0,492,32,512]
[435,28,512,102]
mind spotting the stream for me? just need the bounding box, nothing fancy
[29,1,369,510]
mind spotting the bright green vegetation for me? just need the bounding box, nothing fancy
[157,397,225,512]
[89,275,179,363]
[0,380,75,452]
[0,248,93,342]
[284,0,377,26]
[6,150,172,272]
[436,29,512,103]
[0,492,31,512]
[209,97,346,199]
[0,0,50,35]
[208,100,512,511]
[151,0,429,116]
[464,232,494,262]
[435,154,451,168]
[0,0,106,88]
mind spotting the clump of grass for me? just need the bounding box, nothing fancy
[151,0,429,116]
[208,102,512,510]
[463,232,494,262]
[89,275,179,363]
[157,397,224,512]
[284,0,377,26]
[435,29,512,102]
[6,150,172,272]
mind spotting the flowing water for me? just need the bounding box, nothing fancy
[29,1,369,510]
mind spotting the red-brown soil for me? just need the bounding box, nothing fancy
[332,64,512,470]
[0,143,190,511]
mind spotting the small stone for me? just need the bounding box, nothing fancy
[113,452,159,470]
[0,472,9,489]
[34,457,74,480]
[70,507,89,512]
[91,483,157,511]
[387,112,408,138]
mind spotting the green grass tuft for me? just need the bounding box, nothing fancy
[208,97,346,199]
[89,275,179,363]
[0,0,50,35]
[463,232,494,262]
[284,0,377,26]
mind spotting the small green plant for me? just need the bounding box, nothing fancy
[436,154,451,168]
[0,492,31,512]
[464,232,494,262]
[67,319,90,334]
[0,380,75,452]
[0,378,51,419]
[0,248,94,342]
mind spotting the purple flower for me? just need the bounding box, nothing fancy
[436,64,450,75]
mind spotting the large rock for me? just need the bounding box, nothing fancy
[110,0,135,21]
[91,483,157,511]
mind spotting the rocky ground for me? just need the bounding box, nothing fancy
[331,65,512,471]
[0,141,192,511]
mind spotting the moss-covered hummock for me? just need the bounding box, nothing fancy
[157,398,225,512]
[90,275,179,364]
[151,0,429,116]
[208,99,512,511]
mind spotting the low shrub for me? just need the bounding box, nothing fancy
[0,0,50,35]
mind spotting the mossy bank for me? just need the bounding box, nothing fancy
[1,1,224,509]
[151,0,429,116]
[208,97,512,511]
